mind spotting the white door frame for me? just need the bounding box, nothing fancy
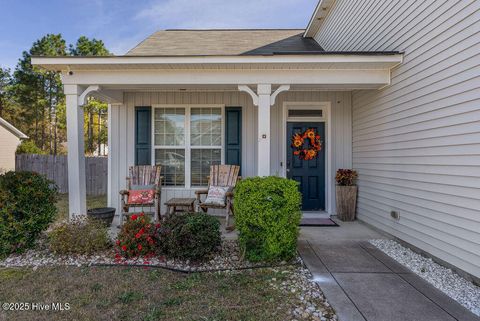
[281,101,332,214]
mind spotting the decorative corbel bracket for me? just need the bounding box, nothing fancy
[78,85,123,106]
[270,85,290,105]
[238,85,259,106]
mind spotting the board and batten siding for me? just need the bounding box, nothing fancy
[314,0,480,278]
[108,90,352,215]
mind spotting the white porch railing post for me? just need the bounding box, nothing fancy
[65,84,87,219]
[257,84,272,177]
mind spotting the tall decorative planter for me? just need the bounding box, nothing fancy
[335,169,358,222]
[336,186,357,221]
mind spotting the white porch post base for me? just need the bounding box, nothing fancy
[257,84,272,176]
[65,84,87,218]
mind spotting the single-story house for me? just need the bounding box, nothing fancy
[32,0,480,279]
[0,117,27,172]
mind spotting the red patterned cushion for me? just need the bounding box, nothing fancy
[128,189,155,204]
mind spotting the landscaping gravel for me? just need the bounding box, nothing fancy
[0,240,290,272]
[370,239,480,316]
[273,264,337,321]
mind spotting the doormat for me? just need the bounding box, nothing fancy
[300,218,339,227]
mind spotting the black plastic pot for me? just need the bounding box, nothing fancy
[87,207,116,226]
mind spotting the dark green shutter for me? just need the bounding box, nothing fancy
[135,107,151,165]
[225,107,242,173]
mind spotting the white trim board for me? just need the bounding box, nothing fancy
[32,54,403,70]
[281,101,333,214]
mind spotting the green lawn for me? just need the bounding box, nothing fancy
[55,194,107,222]
[0,266,296,321]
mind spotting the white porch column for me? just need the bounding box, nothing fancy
[239,84,290,177]
[257,84,272,176]
[64,84,87,218]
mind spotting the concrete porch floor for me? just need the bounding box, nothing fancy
[298,220,479,321]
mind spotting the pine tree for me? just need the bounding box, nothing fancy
[0,68,11,118]
[11,34,66,153]
[70,36,111,155]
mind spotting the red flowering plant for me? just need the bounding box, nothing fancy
[114,213,161,262]
[335,169,358,186]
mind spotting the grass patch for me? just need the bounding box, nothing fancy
[56,194,107,222]
[0,266,295,321]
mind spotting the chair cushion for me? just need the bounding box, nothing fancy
[127,189,155,204]
[131,184,156,191]
[204,185,231,206]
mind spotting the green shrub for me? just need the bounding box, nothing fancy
[234,176,302,262]
[16,140,45,155]
[116,213,160,258]
[48,217,111,255]
[0,171,58,258]
[158,213,221,261]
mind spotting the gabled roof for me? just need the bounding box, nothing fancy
[0,117,28,139]
[126,29,324,56]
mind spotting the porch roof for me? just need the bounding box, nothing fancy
[32,53,403,91]
[32,53,402,72]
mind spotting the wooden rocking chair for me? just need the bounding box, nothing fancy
[119,165,163,225]
[195,165,240,227]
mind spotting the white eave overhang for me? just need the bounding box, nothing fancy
[32,54,403,89]
[304,0,336,37]
[32,54,402,71]
[0,117,28,139]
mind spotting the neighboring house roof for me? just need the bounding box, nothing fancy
[126,29,324,56]
[0,117,28,139]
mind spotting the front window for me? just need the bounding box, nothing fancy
[154,106,222,187]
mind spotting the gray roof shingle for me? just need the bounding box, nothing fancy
[126,29,323,56]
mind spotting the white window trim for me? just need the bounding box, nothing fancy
[151,104,225,189]
[281,101,333,214]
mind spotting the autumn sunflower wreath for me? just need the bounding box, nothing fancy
[291,128,322,160]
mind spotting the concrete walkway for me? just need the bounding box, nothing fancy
[298,221,479,321]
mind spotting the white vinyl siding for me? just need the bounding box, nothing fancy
[109,90,352,215]
[314,0,480,278]
[0,125,21,172]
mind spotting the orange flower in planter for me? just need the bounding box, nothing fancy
[335,169,358,186]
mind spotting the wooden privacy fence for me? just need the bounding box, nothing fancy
[15,154,108,196]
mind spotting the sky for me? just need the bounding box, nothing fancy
[0,0,318,70]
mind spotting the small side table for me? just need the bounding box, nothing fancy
[164,198,196,216]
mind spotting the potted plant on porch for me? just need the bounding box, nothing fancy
[335,169,358,221]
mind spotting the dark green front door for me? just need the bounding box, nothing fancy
[287,122,325,211]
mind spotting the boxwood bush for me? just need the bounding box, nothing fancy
[234,176,302,262]
[0,171,58,258]
[158,213,221,261]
